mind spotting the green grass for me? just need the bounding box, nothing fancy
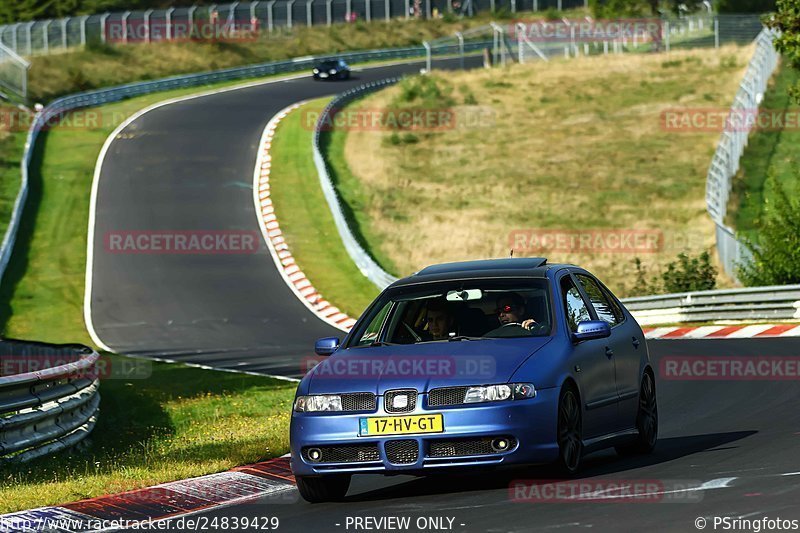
[729,60,800,235]
[0,355,296,513]
[269,98,380,317]
[0,107,28,244]
[0,77,312,513]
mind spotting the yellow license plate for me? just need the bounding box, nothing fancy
[359,414,444,436]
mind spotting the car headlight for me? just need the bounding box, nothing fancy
[313,68,319,73]
[294,394,342,412]
[463,383,536,404]
[329,69,337,74]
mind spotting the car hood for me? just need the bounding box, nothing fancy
[305,337,552,395]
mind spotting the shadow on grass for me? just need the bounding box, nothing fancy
[0,128,48,335]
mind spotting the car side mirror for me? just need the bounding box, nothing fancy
[572,320,611,342]
[315,337,340,356]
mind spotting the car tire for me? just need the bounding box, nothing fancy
[296,474,351,503]
[557,385,583,475]
[616,372,658,456]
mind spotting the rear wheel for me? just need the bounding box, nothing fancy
[616,372,658,456]
[296,474,351,503]
[557,386,583,475]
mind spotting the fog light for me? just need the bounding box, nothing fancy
[307,448,322,462]
[491,438,510,452]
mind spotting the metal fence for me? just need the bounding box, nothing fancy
[705,27,780,280]
[0,340,99,463]
[0,0,587,58]
[0,40,29,98]
[622,284,800,325]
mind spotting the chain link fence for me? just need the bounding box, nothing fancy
[0,41,29,98]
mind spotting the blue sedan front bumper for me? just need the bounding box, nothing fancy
[289,388,559,477]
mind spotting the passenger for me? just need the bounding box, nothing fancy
[425,299,456,340]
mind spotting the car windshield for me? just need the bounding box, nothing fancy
[347,278,551,347]
[319,61,340,68]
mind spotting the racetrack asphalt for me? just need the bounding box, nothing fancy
[88,57,479,378]
[90,56,800,531]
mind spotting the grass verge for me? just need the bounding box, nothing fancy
[269,98,380,317]
[0,76,311,513]
[0,106,28,244]
[728,60,800,235]
[328,45,755,297]
[0,355,296,513]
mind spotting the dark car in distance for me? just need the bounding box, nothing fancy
[312,59,351,80]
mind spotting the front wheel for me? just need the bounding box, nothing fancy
[557,386,583,475]
[296,474,351,503]
[616,372,658,456]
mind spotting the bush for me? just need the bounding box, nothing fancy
[394,75,455,108]
[737,177,800,286]
[627,257,661,296]
[661,252,717,293]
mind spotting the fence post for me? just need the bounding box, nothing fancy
[166,7,174,40]
[267,1,275,32]
[26,22,34,55]
[405,0,410,18]
[287,0,295,28]
[366,0,372,22]
[80,16,88,46]
[61,18,67,49]
[100,13,110,43]
[423,40,431,71]
[714,17,719,49]
[426,0,431,18]
[558,0,562,9]
[456,31,464,68]
[121,11,130,43]
[144,9,153,42]
[43,20,51,53]
[346,0,352,20]
[385,0,390,21]
[326,0,333,25]
[665,19,670,53]
[11,23,18,52]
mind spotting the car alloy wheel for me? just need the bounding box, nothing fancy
[557,387,583,474]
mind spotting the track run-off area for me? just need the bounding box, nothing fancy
[86,58,800,531]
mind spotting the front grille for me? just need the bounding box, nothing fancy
[341,392,376,412]
[303,444,380,463]
[429,437,518,458]
[384,389,417,413]
[385,439,419,464]
[428,387,468,407]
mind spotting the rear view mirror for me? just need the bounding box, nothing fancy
[573,320,611,342]
[315,337,340,355]
[446,289,483,302]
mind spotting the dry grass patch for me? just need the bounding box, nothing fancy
[340,45,753,295]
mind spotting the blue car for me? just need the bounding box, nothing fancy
[290,258,657,502]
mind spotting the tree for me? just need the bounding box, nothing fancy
[766,0,800,102]
[719,0,777,13]
[737,177,800,286]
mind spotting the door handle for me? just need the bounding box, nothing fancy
[632,337,640,348]
[605,347,614,357]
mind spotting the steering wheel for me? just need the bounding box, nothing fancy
[402,321,421,342]
[501,322,523,328]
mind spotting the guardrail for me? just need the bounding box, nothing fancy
[705,27,780,281]
[312,78,402,289]
[621,285,800,325]
[0,45,462,288]
[0,340,99,463]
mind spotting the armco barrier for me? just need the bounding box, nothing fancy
[0,340,99,463]
[621,285,800,326]
[312,78,402,290]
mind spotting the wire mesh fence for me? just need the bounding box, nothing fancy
[0,41,29,98]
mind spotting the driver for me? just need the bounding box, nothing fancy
[495,292,537,331]
[425,299,456,340]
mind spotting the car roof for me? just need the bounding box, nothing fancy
[388,258,570,288]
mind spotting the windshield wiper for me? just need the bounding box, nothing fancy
[447,336,488,342]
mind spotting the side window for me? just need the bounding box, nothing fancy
[560,275,591,333]
[353,302,392,346]
[577,274,622,327]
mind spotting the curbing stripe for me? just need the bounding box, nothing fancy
[645,323,800,340]
[251,102,358,333]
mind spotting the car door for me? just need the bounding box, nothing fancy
[559,272,618,439]
[575,273,640,430]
